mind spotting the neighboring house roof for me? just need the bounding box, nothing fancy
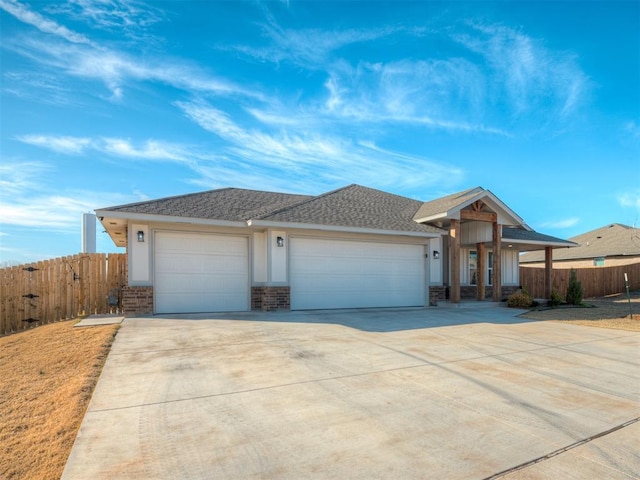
[413,186,527,227]
[520,223,640,262]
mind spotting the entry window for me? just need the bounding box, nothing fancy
[469,250,493,285]
[469,251,478,285]
[488,252,493,286]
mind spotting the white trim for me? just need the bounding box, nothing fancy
[96,210,246,228]
[505,238,577,248]
[247,219,441,238]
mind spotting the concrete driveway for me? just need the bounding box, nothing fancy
[63,304,640,479]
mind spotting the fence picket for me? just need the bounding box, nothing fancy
[520,263,640,299]
[0,253,127,335]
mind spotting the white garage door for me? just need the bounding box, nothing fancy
[155,232,249,314]
[290,238,425,310]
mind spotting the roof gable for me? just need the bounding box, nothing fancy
[413,186,527,227]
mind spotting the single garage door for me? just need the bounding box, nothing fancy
[155,232,249,313]
[290,237,425,310]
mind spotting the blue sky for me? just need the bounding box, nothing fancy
[1,0,639,264]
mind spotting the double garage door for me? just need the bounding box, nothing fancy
[290,238,425,310]
[154,232,425,313]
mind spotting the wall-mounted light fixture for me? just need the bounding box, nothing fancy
[433,250,440,259]
[276,236,285,247]
[137,230,145,242]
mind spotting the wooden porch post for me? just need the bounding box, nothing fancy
[492,222,502,301]
[544,246,553,299]
[449,219,461,303]
[477,242,486,300]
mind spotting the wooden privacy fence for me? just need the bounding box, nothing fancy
[520,263,640,299]
[0,253,127,335]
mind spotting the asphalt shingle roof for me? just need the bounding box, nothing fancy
[100,188,312,222]
[412,187,484,220]
[520,224,640,262]
[99,184,445,234]
[502,227,577,246]
[255,184,444,233]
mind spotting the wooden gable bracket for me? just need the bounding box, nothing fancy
[460,208,497,223]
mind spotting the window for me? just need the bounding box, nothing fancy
[469,250,477,285]
[488,252,493,286]
[468,250,493,285]
[594,257,605,267]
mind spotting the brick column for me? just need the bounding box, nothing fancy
[122,286,153,316]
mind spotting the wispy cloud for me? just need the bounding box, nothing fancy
[618,191,640,210]
[234,19,403,67]
[0,0,93,45]
[17,134,91,154]
[16,37,263,102]
[47,0,164,32]
[0,161,50,196]
[539,217,580,229]
[16,134,207,163]
[176,100,463,195]
[321,60,506,134]
[0,161,142,229]
[454,22,589,119]
[624,121,640,140]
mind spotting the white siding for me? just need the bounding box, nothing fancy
[461,222,493,244]
[270,230,287,283]
[130,224,149,283]
[501,249,519,285]
[253,232,267,283]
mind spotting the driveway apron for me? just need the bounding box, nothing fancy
[62,304,640,479]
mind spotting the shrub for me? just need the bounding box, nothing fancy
[565,269,583,305]
[548,290,563,307]
[507,290,533,308]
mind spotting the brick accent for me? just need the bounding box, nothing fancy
[122,286,154,316]
[429,286,446,306]
[459,285,520,302]
[501,285,520,300]
[251,286,290,311]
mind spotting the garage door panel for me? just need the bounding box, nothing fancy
[155,232,249,313]
[291,238,424,310]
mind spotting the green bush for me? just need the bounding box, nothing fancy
[507,291,533,308]
[548,290,563,307]
[565,269,583,305]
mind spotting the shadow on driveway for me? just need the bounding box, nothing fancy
[149,302,533,333]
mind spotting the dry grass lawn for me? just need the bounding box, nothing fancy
[0,320,118,480]
[520,291,640,331]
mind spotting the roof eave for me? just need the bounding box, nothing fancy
[508,239,579,251]
[413,212,451,224]
[247,219,442,238]
[95,210,247,228]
